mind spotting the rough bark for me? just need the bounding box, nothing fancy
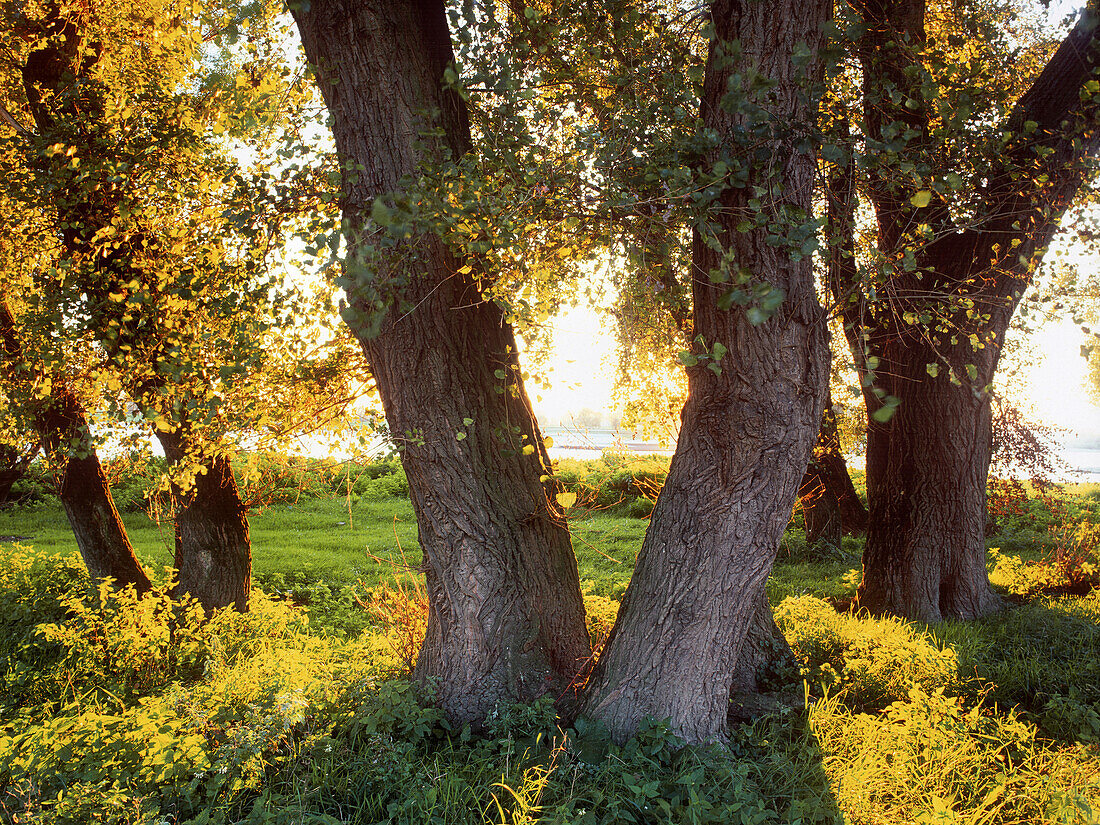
[156,430,251,613]
[290,0,591,724]
[0,302,151,589]
[837,1,1100,622]
[580,0,831,745]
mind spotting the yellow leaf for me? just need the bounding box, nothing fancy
[556,491,577,509]
[910,190,932,208]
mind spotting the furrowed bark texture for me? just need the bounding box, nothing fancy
[291,0,591,724]
[581,0,831,745]
[0,303,151,590]
[157,430,251,613]
[841,1,1100,621]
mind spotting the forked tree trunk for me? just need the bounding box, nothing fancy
[581,0,831,745]
[290,0,591,724]
[156,430,251,613]
[0,302,150,590]
[838,2,1100,622]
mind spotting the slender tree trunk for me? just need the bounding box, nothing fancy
[156,430,251,612]
[1,302,150,589]
[581,0,831,744]
[0,444,33,507]
[798,395,863,549]
[43,394,152,591]
[290,0,591,724]
[799,464,842,551]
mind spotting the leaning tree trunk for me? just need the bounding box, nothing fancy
[581,0,831,745]
[156,430,251,613]
[0,302,150,590]
[290,0,591,724]
[43,393,152,592]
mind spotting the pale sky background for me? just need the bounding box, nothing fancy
[528,302,1100,442]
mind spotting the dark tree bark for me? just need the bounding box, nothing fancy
[798,394,865,549]
[581,0,832,745]
[1,303,151,590]
[290,0,591,724]
[834,1,1100,622]
[0,442,36,507]
[156,430,251,613]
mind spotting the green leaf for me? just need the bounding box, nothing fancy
[925,363,939,378]
[910,190,932,208]
[872,405,896,423]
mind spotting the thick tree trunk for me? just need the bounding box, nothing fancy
[290,0,591,724]
[580,0,831,745]
[156,431,250,613]
[857,341,1002,622]
[839,3,1100,623]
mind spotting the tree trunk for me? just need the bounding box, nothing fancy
[156,431,251,613]
[30,393,149,590]
[799,464,842,551]
[1,302,150,590]
[290,0,591,724]
[46,395,151,592]
[838,2,1100,622]
[857,340,1001,622]
[580,0,831,745]
[0,443,32,507]
[798,396,862,549]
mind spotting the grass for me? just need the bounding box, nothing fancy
[2,474,1100,824]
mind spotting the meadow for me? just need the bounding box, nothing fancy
[1,456,1099,824]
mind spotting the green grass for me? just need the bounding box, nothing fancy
[3,483,1100,825]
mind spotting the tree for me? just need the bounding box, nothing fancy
[580,0,832,743]
[831,0,1100,621]
[0,300,152,590]
[289,0,592,725]
[1,0,316,611]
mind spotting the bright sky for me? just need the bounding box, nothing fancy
[526,302,620,425]
[527,303,1100,442]
[1019,319,1100,440]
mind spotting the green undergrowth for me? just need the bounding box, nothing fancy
[2,463,1100,823]
[2,539,1099,824]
